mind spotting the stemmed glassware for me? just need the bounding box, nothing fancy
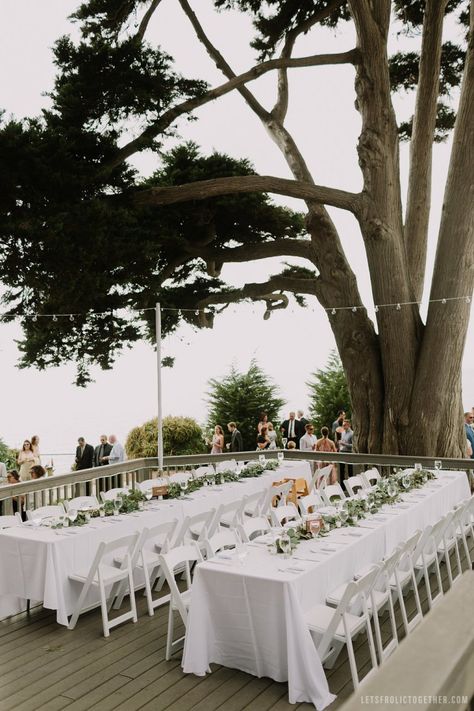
[258,454,266,466]
[144,490,153,508]
[180,480,188,498]
[434,460,442,473]
[279,531,291,559]
[277,451,284,463]
[67,509,77,526]
[113,496,122,516]
[282,438,288,449]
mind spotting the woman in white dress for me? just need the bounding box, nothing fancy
[31,435,41,464]
[17,440,36,481]
[266,422,278,449]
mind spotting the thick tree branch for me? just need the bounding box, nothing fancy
[134,175,361,213]
[186,238,314,265]
[197,274,320,310]
[105,49,357,171]
[136,0,162,40]
[404,0,448,302]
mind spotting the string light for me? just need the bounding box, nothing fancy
[52,315,58,322]
[396,303,401,311]
[331,308,336,315]
[374,305,379,313]
[69,314,74,322]
[352,306,357,313]
[326,294,472,315]
[442,298,447,305]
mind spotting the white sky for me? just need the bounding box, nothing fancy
[1,1,473,462]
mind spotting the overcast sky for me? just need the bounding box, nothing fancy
[1,1,473,464]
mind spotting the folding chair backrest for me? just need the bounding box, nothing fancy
[65,496,100,511]
[193,465,214,478]
[100,487,129,503]
[89,533,139,583]
[26,504,65,521]
[411,524,433,565]
[137,478,167,493]
[243,490,265,517]
[205,529,240,557]
[344,475,366,497]
[237,516,271,542]
[431,511,453,547]
[321,484,346,506]
[210,499,245,532]
[173,509,216,546]
[216,459,237,473]
[270,503,300,527]
[158,543,203,622]
[361,468,381,487]
[0,513,23,528]
[299,493,323,515]
[313,464,333,491]
[141,519,178,556]
[268,481,293,509]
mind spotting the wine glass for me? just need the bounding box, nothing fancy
[179,480,188,497]
[402,473,411,490]
[414,463,422,472]
[339,507,348,526]
[113,497,122,516]
[144,489,153,508]
[434,460,442,473]
[258,454,266,466]
[99,504,106,520]
[67,508,77,526]
[277,451,284,464]
[387,480,397,499]
[279,531,291,559]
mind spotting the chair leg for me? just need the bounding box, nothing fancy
[166,605,174,661]
[68,583,92,631]
[99,577,110,638]
[127,566,138,624]
[26,599,31,614]
[346,635,359,690]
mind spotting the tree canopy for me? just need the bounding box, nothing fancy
[1,0,473,455]
[307,351,351,435]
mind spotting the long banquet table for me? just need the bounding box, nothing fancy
[0,464,308,624]
[182,471,471,710]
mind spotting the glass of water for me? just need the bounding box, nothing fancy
[434,460,442,473]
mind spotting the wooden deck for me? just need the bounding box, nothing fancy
[0,548,470,711]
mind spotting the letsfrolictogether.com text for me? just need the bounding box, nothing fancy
[360,696,468,705]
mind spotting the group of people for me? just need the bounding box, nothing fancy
[208,423,244,453]
[257,409,353,455]
[74,434,125,470]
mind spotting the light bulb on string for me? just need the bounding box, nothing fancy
[441,299,447,305]
[374,305,379,313]
[194,309,199,316]
[69,314,75,322]
[331,308,336,316]
[52,314,58,322]
[396,303,401,311]
[32,314,38,322]
[466,296,471,304]
[352,306,357,313]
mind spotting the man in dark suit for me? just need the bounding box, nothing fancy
[227,422,243,452]
[93,434,112,467]
[280,411,304,449]
[75,437,94,470]
[297,410,309,431]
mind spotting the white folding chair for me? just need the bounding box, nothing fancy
[412,523,444,610]
[305,566,379,689]
[68,533,138,637]
[390,530,423,636]
[25,504,65,521]
[321,483,346,506]
[344,475,368,497]
[65,496,100,511]
[216,459,237,473]
[437,509,463,587]
[100,487,129,503]
[158,543,203,660]
[299,492,324,515]
[114,520,178,616]
[204,529,240,558]
[360,468,381,488]
[237,516,271,542]
[453,499,473,569]
[267,481,293,510]
[0,513,23,528]
[270,503,301,527]
[211,500,246,530]
[173,509,217,546]
[193,465,215,478]
[243,488,270,517]
[137,478,168,493]
[312,464,334,491]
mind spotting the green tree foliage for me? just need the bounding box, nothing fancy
[307,351,351,436]
[125,415,207,458]
[0,438,18,469]
[206,360,285,450]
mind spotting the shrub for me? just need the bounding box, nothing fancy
[125,416,207,458]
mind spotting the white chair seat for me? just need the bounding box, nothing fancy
[70,562,126,585]
[326,582,388,611]
[171,588,192,611]
[305,603,366,641]
[389,568,411,588]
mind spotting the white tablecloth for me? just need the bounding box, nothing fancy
[0,470,284,624]
[182,471,471,709]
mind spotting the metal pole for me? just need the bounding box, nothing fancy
[156,303,164,470]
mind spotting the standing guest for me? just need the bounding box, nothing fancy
[266,422,278,449]
[332,410,345,438]
[30,435,41,464]
[102,435,126,464]
[75,437,94,470]
[280,411,301,449]
[339,419,354,479]
[257,425,271,450]
[209,425,224,454]
[30,465,46,479]
[300,423,317,451]
[464,413,474,459]
[257,412,268,434]
[315,427,338,484]
[0,461,6,481]
[297,410,309,430]
[94,434,112,467]
[227,422,243,452]
[6,470,21,515]
[17,440,36,481]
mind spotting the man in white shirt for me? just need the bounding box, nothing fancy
[299,423,317,451]
[101,434,126,464]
